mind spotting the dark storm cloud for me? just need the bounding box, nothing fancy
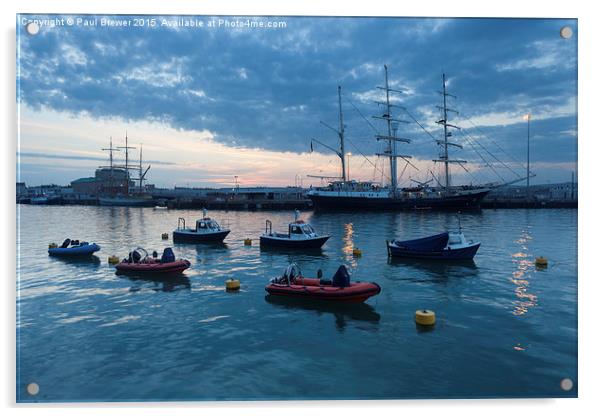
[18,15,577,167]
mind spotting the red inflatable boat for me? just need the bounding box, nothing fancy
[115,247,191,275]
[265,264,381,303]
[115,259,191,274]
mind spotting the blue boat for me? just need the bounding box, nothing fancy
[387,229,480,260]
[48,239,101,257]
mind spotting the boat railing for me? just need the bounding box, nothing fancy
[221,218,231,230]
[265,219,273,235]
[178,217,186,230]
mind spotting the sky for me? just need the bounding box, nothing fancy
[16,15,577,188]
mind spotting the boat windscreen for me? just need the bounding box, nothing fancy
[302,225,315,235]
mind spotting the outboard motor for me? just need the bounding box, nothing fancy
[61,238,71,248]
[161,247,176,263]
[332,265,351,288]
[132,250,142,264]
[317,269,332,285]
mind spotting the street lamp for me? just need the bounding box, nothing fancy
[346,152,352,181]
[523,113,531,196]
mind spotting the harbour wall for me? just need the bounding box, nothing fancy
[16,182,578,209]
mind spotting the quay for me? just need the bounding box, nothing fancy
[16,182,311,210]
[481,182,578,209]
[16,181,577,210]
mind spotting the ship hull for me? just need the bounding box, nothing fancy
[173,229,230,243]
[308,190,490,211]
[259,235,330,249]
[98,196,155,207]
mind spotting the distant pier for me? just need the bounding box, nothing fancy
[16,182,577,210]
[17,183,312,210]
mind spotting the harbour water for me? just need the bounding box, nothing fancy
[16,205,577,401]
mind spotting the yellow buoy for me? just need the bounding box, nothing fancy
[48,243,58,249]
[161,233,169,240]
[415,309,436,326]
[225,279,241,291]
[244,238,252,246]
[535,256,548,267]
[108,255,120,265]
[352,248,362,257]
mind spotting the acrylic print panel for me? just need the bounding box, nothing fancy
[16,14,577,402]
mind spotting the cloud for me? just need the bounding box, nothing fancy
[495,39,576,72]
[17,15,577,186]
[17,151,176,165]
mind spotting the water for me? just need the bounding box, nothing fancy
[16,206,577,401]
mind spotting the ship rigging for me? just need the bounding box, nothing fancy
[307,65,529,210]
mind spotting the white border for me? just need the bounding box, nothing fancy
[3,1,599,415]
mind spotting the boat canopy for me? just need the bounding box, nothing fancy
[196,218,221,231]
[393,232,449,251]
[289,223,316,236]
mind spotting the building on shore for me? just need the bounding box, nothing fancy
[483,182,577,208]
[70,168,135,196]
[151,186,308,210]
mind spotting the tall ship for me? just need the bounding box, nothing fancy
[307,66,496,211]
[98,134,154,207]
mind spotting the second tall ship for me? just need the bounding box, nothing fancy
[98,134,154,207]
[307,66,492,211]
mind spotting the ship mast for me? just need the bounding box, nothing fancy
[434,73,465,192]
[137,143,151,193]
[374,65,411,193]
[309,85,348,181]
[338,86,347,181]
[101,136,120,193]
[117,131,136,195]
[139,145,143,191]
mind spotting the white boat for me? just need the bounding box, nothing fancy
[260,210,330,249]
[172,209,230,243]
[30,194,61,205]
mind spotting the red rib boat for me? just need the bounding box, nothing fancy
[115,259,191,274]
[115,247,191,275]
[265,264,381,304]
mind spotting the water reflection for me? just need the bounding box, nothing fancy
[387,257,478,282]
[264,295,380,331]
[259,245,325,256]
[258,249,329,273]
[120,274,192,292]
[17,206,577,400]
[51,255,102,267]
[510,228,538,316]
